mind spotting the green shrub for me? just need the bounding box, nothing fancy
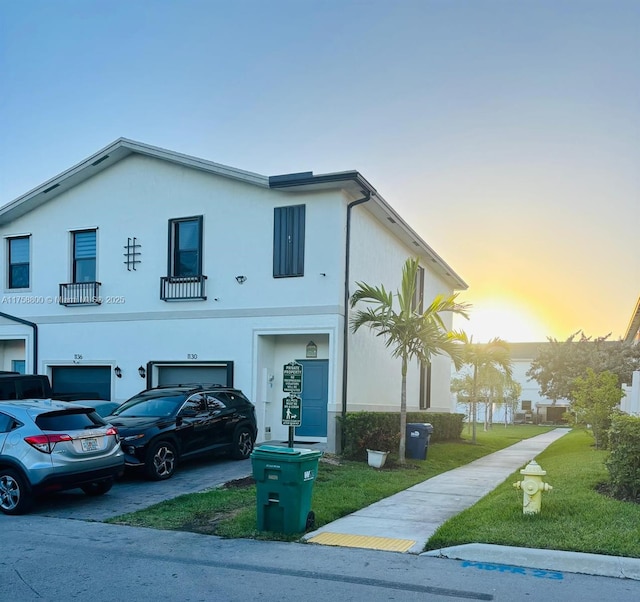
[338,411,464,460]
[338,412,400,460]
[406,412,465,442]
[606,414,640,502]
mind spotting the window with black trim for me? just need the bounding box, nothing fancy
[8,236,30,289]
[273,205,305,278]
[169,216,203,277]
[419,361,431,410]
[73,230,97,283]
[412,264,424,313]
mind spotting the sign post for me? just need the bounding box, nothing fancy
[282,361,303,448]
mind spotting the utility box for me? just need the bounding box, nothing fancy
[405,423,433,460]
[251,445,322,534]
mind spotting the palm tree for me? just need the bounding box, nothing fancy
[350,257,470,464]
[457,335,513,443]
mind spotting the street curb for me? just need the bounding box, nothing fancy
[421,543,640,581]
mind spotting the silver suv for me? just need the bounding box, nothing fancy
[0,399,124,515]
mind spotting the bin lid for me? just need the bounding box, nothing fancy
[251,445,322,459]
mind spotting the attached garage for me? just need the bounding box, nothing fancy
[149,362,233,387]
[50,366,112,400]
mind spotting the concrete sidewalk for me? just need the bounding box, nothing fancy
[305,428,571,554]
[303,428,640,580]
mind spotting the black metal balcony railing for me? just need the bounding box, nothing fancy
[160,275,207,301]
[59,281,102,306]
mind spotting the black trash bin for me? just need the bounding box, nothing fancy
[405,423,433,460]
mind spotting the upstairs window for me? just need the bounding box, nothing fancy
[73,230,97,283]
[169,217,203,277]
[8,236,30,289]
[419,361,431,410]
[273,205,305,278]
[412,264,425,313]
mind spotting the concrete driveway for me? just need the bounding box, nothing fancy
[31,455,253,521]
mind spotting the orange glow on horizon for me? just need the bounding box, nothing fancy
[453,296,553,343]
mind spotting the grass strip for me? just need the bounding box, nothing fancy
[107,425,554,541]
[425,428,640,558]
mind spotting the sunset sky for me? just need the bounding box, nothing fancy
[1,1,638,343]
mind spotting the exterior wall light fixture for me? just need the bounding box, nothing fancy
[235,275,247,284]
[138,366,146,378]
[114,366,122,378]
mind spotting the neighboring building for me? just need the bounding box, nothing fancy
[454,297,640,422]
[621,295,640,415]
[453,342,566,424]
[508,343,570,424]
[623,296,640,345]
[0,138,467,452]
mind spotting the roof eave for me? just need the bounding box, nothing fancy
[623,296,640,343]
[269,170,468,291]
[0,138,269,225]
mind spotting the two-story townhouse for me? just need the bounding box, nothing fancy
[0,138,467,452]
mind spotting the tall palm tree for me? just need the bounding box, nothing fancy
[457,335,513,443]
[350,257,469,464]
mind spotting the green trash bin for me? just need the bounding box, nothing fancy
[251,445,322,534]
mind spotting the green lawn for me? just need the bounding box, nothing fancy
[425,428,640,558]
[106,425,640,557]
[107,425,554,541]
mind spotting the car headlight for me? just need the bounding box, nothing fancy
[123,433,146,442]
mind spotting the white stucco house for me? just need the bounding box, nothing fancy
[0,138,467,452]
[453,342,566,425]
[621,296,640,415]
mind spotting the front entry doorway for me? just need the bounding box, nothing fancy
[295,359,328,438]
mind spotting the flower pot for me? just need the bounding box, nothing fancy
[366,449,389,468]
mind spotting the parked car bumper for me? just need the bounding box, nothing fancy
[30,459,125,494]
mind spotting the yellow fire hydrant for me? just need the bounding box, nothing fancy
[513,460,552,515]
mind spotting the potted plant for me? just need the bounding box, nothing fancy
[359,424,398,469]
[366,448,389,468]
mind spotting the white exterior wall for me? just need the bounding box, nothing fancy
[347,205,456,414]
[621,371,640,416]
[1,155,346,314]
[0,149,464,452]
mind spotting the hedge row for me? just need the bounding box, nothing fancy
[606,414,640,502]
[338,411,464,461]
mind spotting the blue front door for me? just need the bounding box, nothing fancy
[296,360,328,438]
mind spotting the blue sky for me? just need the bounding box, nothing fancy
[1,0,638,341]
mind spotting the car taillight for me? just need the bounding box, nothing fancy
[24,434,72,454]
[105,426,120,441]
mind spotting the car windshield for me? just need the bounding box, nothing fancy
[112,392,186,417]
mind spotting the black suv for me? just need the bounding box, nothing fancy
[106,385,257,480]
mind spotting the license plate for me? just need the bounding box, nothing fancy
[81,437,99,452]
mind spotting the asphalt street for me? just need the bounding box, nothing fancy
[9,436,639,599]
[3,515,639,601]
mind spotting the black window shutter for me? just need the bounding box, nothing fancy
[273,205,305,277]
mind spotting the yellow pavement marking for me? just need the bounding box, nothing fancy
[307,532,416,553]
